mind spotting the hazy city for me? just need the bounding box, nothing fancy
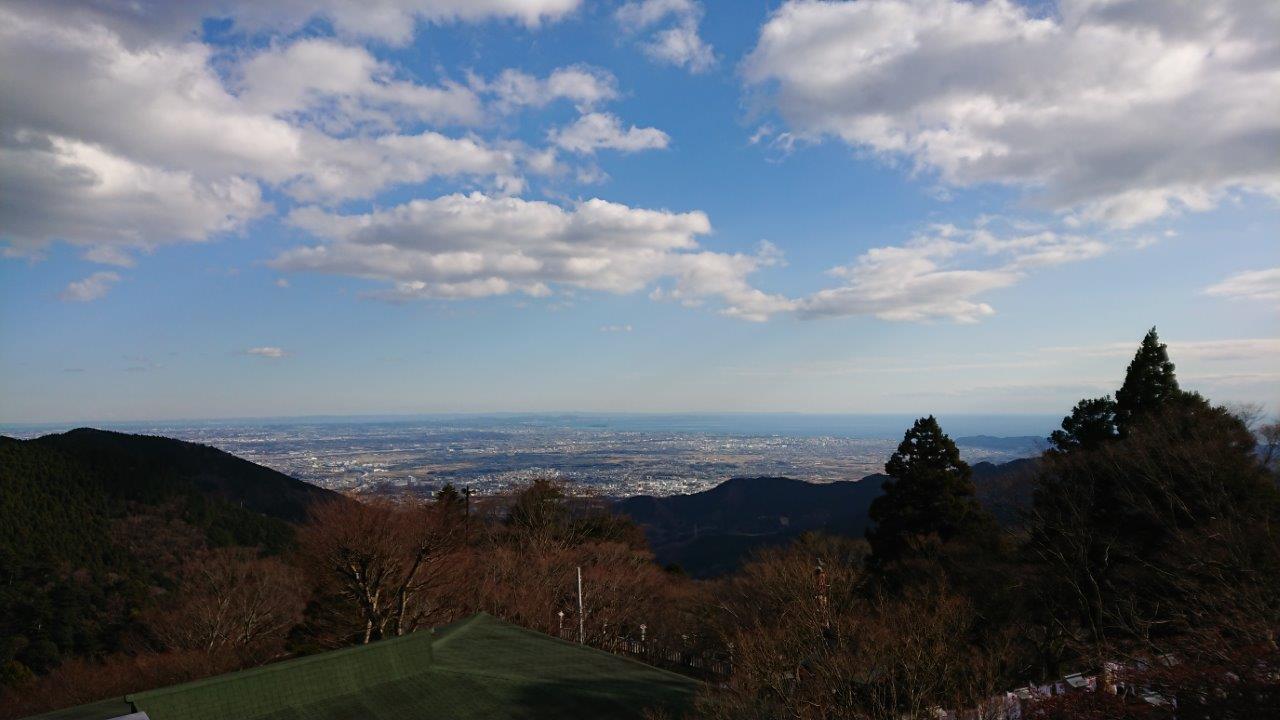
[2,414,1047,497]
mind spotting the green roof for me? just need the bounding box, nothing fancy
[25,614,697,720]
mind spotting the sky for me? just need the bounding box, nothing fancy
[0,0,1277,424]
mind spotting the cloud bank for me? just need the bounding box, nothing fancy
[272,193,793,320]
[1204,267,1280,305]
[745,0,1280,227]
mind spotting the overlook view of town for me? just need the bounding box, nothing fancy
[1,415,1048,497]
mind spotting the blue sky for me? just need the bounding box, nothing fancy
[1,0,1277,424]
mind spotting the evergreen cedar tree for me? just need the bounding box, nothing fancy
[865,416,992,565]
[1114,327,1180,435]
[1049,396,1118,453]
[434,482,466,520]
[1049,327,1181,453]
[1031,327,1280,651]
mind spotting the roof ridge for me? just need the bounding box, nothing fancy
[470,618,703,684]
[428,611,491,647]
[126,628,435,720]
[126,630,432,702]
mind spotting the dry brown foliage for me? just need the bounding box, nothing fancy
[144,547,306,661]
[0,649,241,720]
[697,534,1010,720]
[297,496,461,644]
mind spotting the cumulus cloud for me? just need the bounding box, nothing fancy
[227,0,582,42]
[550,113,670,154]
[482,65,619,112]
[616,0,716,73]
[1,135,269,259]
[82,245,139,268]
[245,346,287,358]
[1203,267,1280,304]
[0,11,532,259]
[237,38,482,128]
[60,271,121,302]
[796,223,1109,322]
[1,0,582,47]
[0,3,698,312]
[271,193,791,319]
[744,0,1280,227]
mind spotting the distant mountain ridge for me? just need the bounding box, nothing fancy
[25,427,336,521]
[618,475,883,577]
[956,435,1045,453]
[1,427,343,570]
[616,458,1040,577]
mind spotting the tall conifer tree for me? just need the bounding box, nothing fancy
[867,416,990,564]
[1115,327,1180,434]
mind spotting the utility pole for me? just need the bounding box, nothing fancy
[462,486,472,542]
[577,566,585,645]
[816,558,830,630]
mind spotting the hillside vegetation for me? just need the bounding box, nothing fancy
[0,429,339,691]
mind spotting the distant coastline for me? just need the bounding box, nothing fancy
[1,411,1060,440]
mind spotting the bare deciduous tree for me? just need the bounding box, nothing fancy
[146,547,306,661]
[298,497,459,644]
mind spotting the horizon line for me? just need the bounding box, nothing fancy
[0,409,1064,430]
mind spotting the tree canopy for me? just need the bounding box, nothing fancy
[866,416,993,565]
[1114,327,1180,434]
[1049,396,1118,453]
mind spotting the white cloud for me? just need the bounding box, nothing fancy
[796,223,1108,322]
[245,346,287,358]
[0,136,269,257]
[616,0,715,73]
[0,3,690,311]
[82,245,138,268]
[271,193,791,319]
[649,241,797,322]
[237,38,482,128]
[1043,338,1280,363]
[550,113,670,154]
[2,0,582,47]
[270,195,1110,325]
[237,0,582,42]
[483,65,618,112]
[744,0,1280,227]
[600,324,633,333]
[0,14,302,186]
[284,131,524,203]
[1203,267,1280,304]
[0,12,529,257]
[60,271,121,302]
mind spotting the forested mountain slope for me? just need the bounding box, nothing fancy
[616,458,1037,576]
[0,429,340,683]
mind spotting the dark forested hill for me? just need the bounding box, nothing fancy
[617,459,1039,577]
[0,428,340,681]
[1,428,340,564]
[617,476,883,577]
[26,428,336,522]
[970,457,1039,526]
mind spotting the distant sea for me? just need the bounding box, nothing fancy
[1,412,1059,440]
